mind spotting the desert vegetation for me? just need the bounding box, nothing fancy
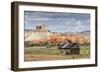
[24,39,90,61]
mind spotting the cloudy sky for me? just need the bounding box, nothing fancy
[24,11,90,33]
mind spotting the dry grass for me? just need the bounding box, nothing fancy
[24,46,90,61]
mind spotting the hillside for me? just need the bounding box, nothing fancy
[24,29,90,45]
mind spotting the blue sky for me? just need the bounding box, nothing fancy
[24,11,90,33]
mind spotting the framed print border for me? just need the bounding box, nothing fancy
[11,1,98,71]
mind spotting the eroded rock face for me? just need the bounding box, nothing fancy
[48,34,90,45]
[25,33,90,45]
[25,28,90,45]
[25,25,90,45]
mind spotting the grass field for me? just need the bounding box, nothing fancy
[24,45,90,61]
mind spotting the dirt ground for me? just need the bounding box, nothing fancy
[24,54,89,61]
[24,54,67,61]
